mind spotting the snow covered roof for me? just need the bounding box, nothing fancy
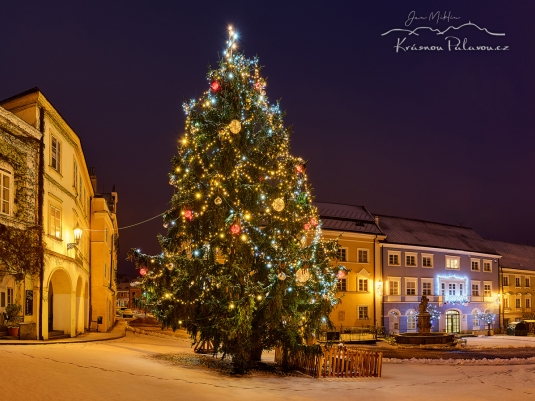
[375,214,499,255]
[315,202,383,235]
[485,240,535,271]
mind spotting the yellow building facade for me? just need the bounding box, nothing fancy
[1,88,117,339]
[315,203,385,331]
[90,182,118,332]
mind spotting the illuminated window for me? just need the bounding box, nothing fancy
[0,167,12,216]
[7,288,13,305]
[358,249,368,263]
[516,298,521,308]
[337,278,347,292]
[49,205,61,238]
[484,284,491,297]
[472,310,480,328]
[358,278,368,292]
[389,280,399,295]
[449,283,456,296]
[504,298,509,308]
[483,260,492,272]
[445,256,460,270]
[358,306,369,320]
[337,248,347,262]
[471,259,480,271]
[422,255,433,268]
[51,135,61,172]
[406,253,417,267]
[503,276,509,286]
[527,298,531,309]
[516,277,521,287]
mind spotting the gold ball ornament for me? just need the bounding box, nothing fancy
[296,268,311,284]
[272,198,285,212]
[229,119,242,134]
[214,196,222,205]
[277,272,287,281]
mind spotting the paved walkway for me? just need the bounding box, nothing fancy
[0,321,126,345]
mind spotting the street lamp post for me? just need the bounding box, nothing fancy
[67,223,83,250]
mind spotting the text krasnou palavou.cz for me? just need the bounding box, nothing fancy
[394,36,509,53]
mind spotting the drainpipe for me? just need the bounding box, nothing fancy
[499,259,503,333]
[88,193,93,331]
[37,107,45,340]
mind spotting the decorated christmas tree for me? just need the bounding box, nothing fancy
[128,27,341,372]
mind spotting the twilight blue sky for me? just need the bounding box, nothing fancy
[1,1,534,275]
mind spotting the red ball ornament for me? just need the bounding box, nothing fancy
[230,224,241,235]
[211,81,221,92]
[310,217,318,227]
[140,268,148,276]
[254,81,262,91]
[337,270,347,280]
[304,223,311,231]
[184,210,193,221]
[295,164,306,174]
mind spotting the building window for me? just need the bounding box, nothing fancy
[406,280,416,295]
[422,281,432,295]
[471,259,480,271]
[73,159,78,190]
[389,280,399,295]
[504,298,509,308]
[358,278,368,292]
[449,283,456,296]
[471,283,480,296]
[503,276,509,286]
[337,278,347,292]
[483,260,492,272]
[526,278,531,288]
[516,298,521,308]
[358,306,369,320]
[49,205,61,238]
[0,167,13,216]
[422,254,433,268]
[51,135,61,172]
[441,282,445,296]
[337,248,347,262]
[358,249,368,263]
[445,256,460,270]
[472,310,480,328]
[338,311,345,321]
[7,288,14,305]
[527,298,531,309]
[407,310,417,331]
[516,277,521,287]
[388,251,400,266]
[406,253,417,267]
[484,284,491,297]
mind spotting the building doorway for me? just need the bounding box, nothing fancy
[48,269,72,335]
[388,310,400,334]
[446,310,460,333]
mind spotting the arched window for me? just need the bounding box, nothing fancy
[406,309,417,331]
[472,309,481,329]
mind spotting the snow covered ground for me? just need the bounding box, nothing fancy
[0,332,533,400]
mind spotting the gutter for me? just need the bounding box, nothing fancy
[38,107,45,340]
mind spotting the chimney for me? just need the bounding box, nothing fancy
[90,167,97,193]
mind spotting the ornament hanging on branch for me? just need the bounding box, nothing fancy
[337,269,348,280]
[184,209,194,221]
[296,268,310,285]
[140,268,148,276]
[230,223,241,235]
[295,163,307,174]
[214,196,222,205]
[211,80,221,92]
[229,119,242,134]
[272,198,285,212]
[277,272,287,281]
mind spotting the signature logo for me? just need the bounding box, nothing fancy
[382,11,508,53]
